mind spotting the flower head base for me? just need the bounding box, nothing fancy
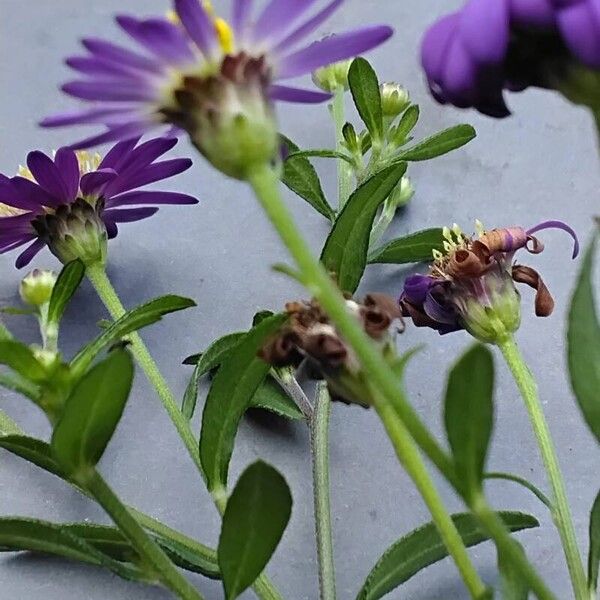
[312,59,353,92]
[421,0,600,116]
[0,137,197,268]
[41,0,393,157]
[19,269,57,307]
[400,220,579,343]
[260,293,403,407]
[164,52,278,179]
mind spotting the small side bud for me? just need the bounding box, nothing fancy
[380,83,410,118]
[312,60,352,92]
[19,269,57,307]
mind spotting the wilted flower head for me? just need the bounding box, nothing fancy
[421,0,600,117]
[260,293,403,406]
[42,0,393,168]
[0,137,197,267]
[400,220,579,343]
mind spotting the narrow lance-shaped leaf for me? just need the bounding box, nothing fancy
[444,344,494,499]
[70,295,195,377]
[568,236,600,442]
[348,57,383,143]
[52,348,134,477]
[498,542,529,600]
[394,124,476,162]
[200,313,287,492]
[356,511,538,600]
[219,461,292,600]
[368,228,445,264]
[392,104,420,145]
[321,163,407,293]
[48,260,85,325]
[588,489,600,593]
[251,378,304,420]
[280,135,335,221]
[0,340,47,383]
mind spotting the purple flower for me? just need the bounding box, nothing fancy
[400,220,579,342]
[0,137,197,267]
[41,0,393,148]
[420,0,600,116]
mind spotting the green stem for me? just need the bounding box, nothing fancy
[471,494,556,600]
[85,262,206,484]
[497,335,587,599]
[86,262,283,600]
[311,383,336,600]
[85,470,203,600]
[331,86,354,208]
[373,388,487,599]
[247,163,454,483]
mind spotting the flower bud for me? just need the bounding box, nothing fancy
[19,269,57,307]
[32,198,107,266]
[312,60,352,92]
[164,53,279,180]
[380,83,410,117]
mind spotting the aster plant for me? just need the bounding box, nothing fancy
[0,2,598,600]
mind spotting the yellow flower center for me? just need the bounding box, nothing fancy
[167,0,235,54]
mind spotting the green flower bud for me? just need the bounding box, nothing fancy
[380,82,410,117]
[32,198,107,266]
[312,60,352,92]
[19,269,57,307]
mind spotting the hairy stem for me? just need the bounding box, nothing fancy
[311,383,336,600]
[497,335,587,599]
[85,470,204,600]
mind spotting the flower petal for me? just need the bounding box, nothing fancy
[62,79,158,102]
[15,238,46,269]
[277,25,393,79]
[270,84,331,103]
[10,177,62,209]
[83,37,163,73]
[233,0,254,37]
[68,123,152,151]
[526,219,580,258]
[41,106,139,128]
[54,148,81,202]
[253,0,318,44]
[80,168,119,197]
[27,151,69,201]
[421,13,460,85]
[174,0,218,56]
[459,0,510,64]
[98,137,142,170]
[103,206,159,223]
[108,190,198,207]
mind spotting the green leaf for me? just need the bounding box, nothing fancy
[153,534,220,579]
[395,124,476,162]
[48,260,85,325]
[484,472,552,510]
[0,373,40,402]
[0,320,12,340]
[0,307,36,315]
[0,517,147,582]
[321,163,407,293]
[392,104,420,145]
[498,542,529,600]
[181,361,202,420]
[252,310,275,327]
[200,314,287,492]
[280,135,335,221]
[52,348,134,476]
[348,57,383,142]
[368,228,445,264]
[251,378,304,420]
[219,461,292,600]
[183,332,245,372]
[444,344,494,499]
[568,236,600,442]
[588,489,600,592]
[356,511,538,600]
[0,435,64,478]
[0,410,23,436]
[0,340,47,383]
[71,295,195,377]
[286,149,354,164]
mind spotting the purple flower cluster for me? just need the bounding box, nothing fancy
[0,137,196,267]
[42,0,393,148]
[400,221,579,340]
[421,0,600,116]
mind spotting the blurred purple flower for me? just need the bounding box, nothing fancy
[400,220,579,341]
[0,137,197,267]
[41,0,393,148]
[421,0,600,116]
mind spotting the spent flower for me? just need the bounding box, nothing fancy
[421,0,600,116]
[400,220,579,343]
[42,0,393,175]
[0,137,197,267]
[260,293,403,407]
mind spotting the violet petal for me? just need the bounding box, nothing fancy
[270,84,331,103]
[54,147,81,202]
[27,151,70,201]
[526,219,580,258]
[15,238,45,269]
[107,190,198,207]
[174,0,218,56]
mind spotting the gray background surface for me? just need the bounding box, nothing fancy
[0,1,598,598]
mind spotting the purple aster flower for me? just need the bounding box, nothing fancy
[420,0,600,117]
[400,220,579,342]
[0,137,197,268]
[41,0,393,151]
